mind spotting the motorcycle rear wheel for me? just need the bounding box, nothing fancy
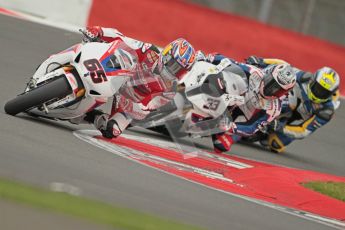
[4,77,72,116]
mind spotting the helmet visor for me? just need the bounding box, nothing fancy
[261,73,287,98]
[310,80,332,100]
[161,54,188,80]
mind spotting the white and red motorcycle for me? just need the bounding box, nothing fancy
[137,58,247,138]
[4,39,141,120]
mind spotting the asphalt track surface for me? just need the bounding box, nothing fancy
[0,14,344,230]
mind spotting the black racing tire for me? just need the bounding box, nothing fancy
[4,77,72,116]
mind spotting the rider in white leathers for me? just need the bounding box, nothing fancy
[34,26,197,138]
[194,53,297,152]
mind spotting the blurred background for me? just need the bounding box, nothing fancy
[188,0,345,46]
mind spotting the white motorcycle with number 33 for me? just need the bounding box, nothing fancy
[142,58,247,137]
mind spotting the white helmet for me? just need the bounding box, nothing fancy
[260,64,296,98]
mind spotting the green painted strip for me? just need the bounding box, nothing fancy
[302,181,345,202]
[0,178,203,230]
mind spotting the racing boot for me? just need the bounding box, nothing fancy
[212,133,235,153]
[94,112,131,139]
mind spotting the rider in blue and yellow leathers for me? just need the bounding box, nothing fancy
[246,56,341,153]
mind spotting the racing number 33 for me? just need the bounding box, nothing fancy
[84,59,107,83]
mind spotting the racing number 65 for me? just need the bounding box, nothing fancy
[83,59,107,83]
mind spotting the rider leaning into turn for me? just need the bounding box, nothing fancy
[245,56,341,153]
[34,26,197,139]
[196,53,297,153]
[81,26,197,139]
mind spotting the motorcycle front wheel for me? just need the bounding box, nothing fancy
[4,77,72,116]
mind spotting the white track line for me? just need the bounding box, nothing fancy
[0,8,80,32]
[2,9,344,226]
[74,130,345,229]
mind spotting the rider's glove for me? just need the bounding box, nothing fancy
[195,50,206,61]
[81,26,104,43]
[245,55,265,67]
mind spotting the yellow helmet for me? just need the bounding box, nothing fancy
[307,67,340,103]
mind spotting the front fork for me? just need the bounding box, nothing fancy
[25,65,85,114]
